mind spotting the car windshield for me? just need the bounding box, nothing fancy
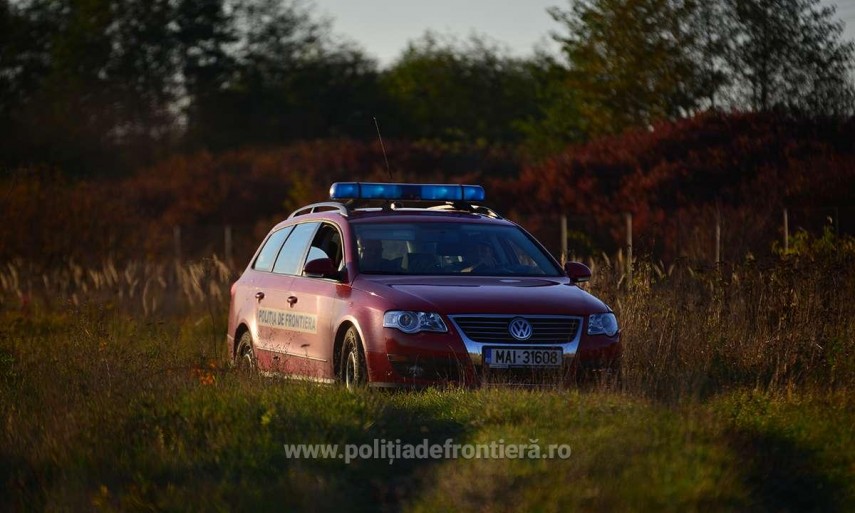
[353,222,563,276]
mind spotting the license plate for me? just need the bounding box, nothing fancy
[483,347,563,368]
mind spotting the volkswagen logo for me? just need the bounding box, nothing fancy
[508,317,533,341]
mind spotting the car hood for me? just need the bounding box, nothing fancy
[354,275,610,316]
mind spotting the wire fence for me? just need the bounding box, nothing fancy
[1,206,852,316]
[550,206,855,269]
[118,204,855,272]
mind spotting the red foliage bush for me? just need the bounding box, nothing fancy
[0,169,138,265]
[514,112,855,262]
[1,140,520,264]
[2,113,852,266]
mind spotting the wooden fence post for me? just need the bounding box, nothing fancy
[225,224,233,267]
[560,214,568,264]
[173,225,182,263]
[835,207,840,238]
[625,212,633,288]
[172,225,182,287]
[715,212,721,265]
[783,208,789,254]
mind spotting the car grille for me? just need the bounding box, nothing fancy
[450,316,581,344]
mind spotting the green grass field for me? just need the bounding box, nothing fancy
[1,250,853,511]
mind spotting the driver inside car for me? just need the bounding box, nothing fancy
[358,238,398,273]
[462,242,498,272]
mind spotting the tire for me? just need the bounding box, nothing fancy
[235,331,257,374]
[340,326,367,390]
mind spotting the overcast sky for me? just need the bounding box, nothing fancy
[311,0,855,68]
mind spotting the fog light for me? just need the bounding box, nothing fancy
[388,354,426,378]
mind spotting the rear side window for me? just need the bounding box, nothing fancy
[273,223,319,275]
[253,226,294,272]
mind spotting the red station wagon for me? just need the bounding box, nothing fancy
[226,183,621,388]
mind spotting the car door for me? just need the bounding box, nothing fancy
[285,222,348,381]
[259,222,320,374]
[247,225,294,370]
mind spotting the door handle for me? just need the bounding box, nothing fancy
[287,296,298,306]
[255,291,265,301]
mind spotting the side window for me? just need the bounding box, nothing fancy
[253,226,294,272]
[273,223,319,275]
[306,223,344,272]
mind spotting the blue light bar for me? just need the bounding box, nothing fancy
[329,182,485,202]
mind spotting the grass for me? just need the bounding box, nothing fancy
[1,247,853,511]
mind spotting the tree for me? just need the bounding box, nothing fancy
[515,53,588,157]
[0,0,384,171]
[548,0,855,139]
[0,0,55,169]
[0,0,113,174]
[179,0,381,150]
[380,32,542,144]
[549,0,710,136]
[173,0,238,150]
[1,0,183,175]
[724,0,855,115]
[102,0,180,162]
[684,0,735,109]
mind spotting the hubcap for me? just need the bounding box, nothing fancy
[239,346,253,371]
[345,351,357,388]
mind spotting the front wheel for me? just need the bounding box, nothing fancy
[340,327,367,390]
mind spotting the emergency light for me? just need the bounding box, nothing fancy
[330,182,485,202]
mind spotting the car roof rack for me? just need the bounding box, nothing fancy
[427,203,503,219]
[288,202,349,219]
[287,200,502,220]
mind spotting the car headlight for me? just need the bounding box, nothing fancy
[383,311,448,334]
[587,312,619,337]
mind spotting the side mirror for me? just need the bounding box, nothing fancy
[564,261,592,284]
[303,258,337,279]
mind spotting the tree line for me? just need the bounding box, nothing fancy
[1,0,853,177]
[546,0,855,138]
[2,112,853,266]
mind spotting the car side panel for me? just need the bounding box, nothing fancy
[280,275,347,380]
[326,287,382,378]
[229,273,265,357]
[252,271,299,373]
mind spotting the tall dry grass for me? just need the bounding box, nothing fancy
[585,247,855,403]
[0,256,233,317]
[1,241,853,405]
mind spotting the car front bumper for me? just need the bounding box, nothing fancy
[365,322,621,387]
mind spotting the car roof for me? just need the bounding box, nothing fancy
[274,202,514,230]
[347,209,512,225]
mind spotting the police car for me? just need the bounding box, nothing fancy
[226,182,621,387]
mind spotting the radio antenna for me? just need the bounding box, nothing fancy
[373,116,393,180]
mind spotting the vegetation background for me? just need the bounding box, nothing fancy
[1,0,854,510]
